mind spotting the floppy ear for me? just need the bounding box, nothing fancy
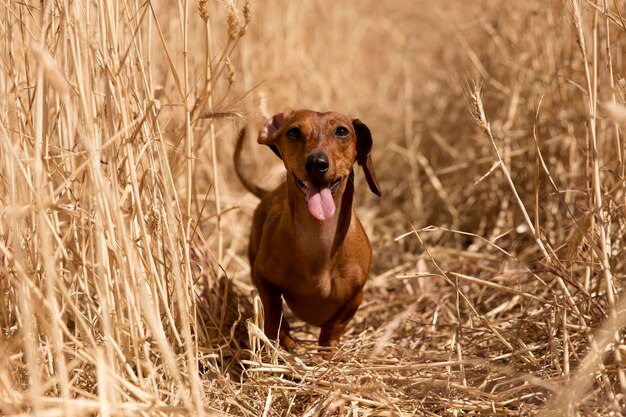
[258,112,287,159]
[352,119,382,197]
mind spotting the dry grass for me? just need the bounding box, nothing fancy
[1,0,625,415]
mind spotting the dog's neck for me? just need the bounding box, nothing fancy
[288,172,354,274]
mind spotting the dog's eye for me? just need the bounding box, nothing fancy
[286,127,301,139]
[334,126,349,138]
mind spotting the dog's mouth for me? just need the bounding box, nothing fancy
[293,174,343,195]
[293,172,343,221]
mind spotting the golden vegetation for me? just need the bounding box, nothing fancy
[1,0,625,415]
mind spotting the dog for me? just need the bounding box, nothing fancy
[235,109,381,350]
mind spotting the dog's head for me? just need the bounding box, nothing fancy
[257,109,381,220]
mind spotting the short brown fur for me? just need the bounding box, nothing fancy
[235,109,381,349]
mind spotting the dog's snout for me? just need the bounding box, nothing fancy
[305,153,329,177]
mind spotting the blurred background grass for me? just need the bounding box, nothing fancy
[1,0,625,415]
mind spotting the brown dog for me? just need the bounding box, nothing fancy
[235,110,381,350]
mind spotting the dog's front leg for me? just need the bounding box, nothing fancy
[318,289,364,347]
[255,277,296,351]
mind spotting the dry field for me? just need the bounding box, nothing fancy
[1,0,626,415]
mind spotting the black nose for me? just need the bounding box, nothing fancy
[305,152,329,178]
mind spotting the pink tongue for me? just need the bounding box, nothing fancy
[305,181,336,221]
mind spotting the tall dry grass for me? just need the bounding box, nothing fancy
[0,0,625,416]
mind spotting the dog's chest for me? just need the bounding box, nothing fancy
[259,254,338,298]
[280,268,351,326]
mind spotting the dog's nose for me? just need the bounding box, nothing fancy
[305,153,329,178]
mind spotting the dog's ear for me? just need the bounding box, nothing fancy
[258,112,288,159]
[352,119,382,197]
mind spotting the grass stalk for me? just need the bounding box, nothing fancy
[1,1,625,415]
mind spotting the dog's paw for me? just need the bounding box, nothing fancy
[318,339,340,350]
[280,334,296,352]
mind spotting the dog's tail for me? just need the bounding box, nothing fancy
[235,128,267,199]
